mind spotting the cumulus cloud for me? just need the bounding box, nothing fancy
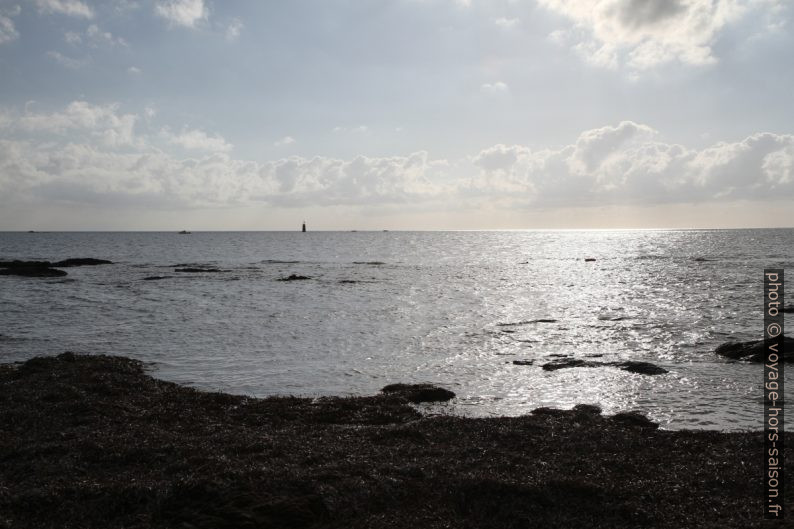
[225,18,243,40]
[494,17,519,28]
[273,136,295,147]
[163,127,233,153]
[539,0,778,69]
[470,121,794,205]
[11,101,138,147]
[34,0,94,18]
[1,101,794,211]
[65,24,128,47]
[480,81,509,94]
[155,0,207,28]
[332,125,369,134]
[46,50,89,69]
[0,5,20,45]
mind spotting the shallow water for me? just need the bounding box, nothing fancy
[1,229,791,430]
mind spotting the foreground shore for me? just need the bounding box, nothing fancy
[0,354,788,528]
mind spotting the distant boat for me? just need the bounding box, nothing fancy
[178,230,191,234]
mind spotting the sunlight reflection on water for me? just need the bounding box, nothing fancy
[0,229,791,430]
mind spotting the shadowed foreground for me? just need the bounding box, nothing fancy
[0,354,787,528]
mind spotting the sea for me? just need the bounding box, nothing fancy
[1,229,791,431]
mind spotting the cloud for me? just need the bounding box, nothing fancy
[46,50,89,69]
[332,125,369,134]
[13,101,138,147]
[155,0,207,28]
[127,66,142,75]
[494,17,519,29]
[34,0,94,18]
[163,127,233,152]
[539,0,778,70]
[0,5,20,44]
[481,81,509,94]
[66,24,128,48]
[225,18,243,40]
[274,136,295,147]
[470,121,794,205]
[1,101,794,211]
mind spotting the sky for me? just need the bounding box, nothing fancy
[0,0,793,230]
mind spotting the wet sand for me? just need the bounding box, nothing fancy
[0,353,788,528]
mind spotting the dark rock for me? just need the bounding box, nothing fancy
[573,404,602,416]
[143,276,172,281]
[542,359,668,375]
[52,258,113,267]
[542,359,591,371]
[175,268,223,273]
[338,280,360,284]
[783,305,794,314]
[381,383,455,403]
[0,353,777,528]
[715,337,794,362]
[498,319,557,327]
[353,261,385,265]
[0,260,67,277]
[530,407,570,417]
[512,360,534,366]
[610,411,659,429]
[277,274,311,281]
[0,260,52,268]
[584,258,596,262]
[615,361,669,375]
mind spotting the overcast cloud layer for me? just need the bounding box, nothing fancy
[0,0,792,228]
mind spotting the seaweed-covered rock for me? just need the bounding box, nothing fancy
[0,261,67,277]
[541,359,668,375]
[715,337,794,362]
[615,361,668,375]
[52,258,113,267]
[381,383,455,403]
[0,353,783,529]
[512,360,534,366]
[610,411,659,429]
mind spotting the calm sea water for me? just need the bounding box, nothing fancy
[1,229,791,430]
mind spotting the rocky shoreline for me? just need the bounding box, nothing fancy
[0,353,789,528]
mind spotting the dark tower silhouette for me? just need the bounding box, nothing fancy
[302,221,306,232]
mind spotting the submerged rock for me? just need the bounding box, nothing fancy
[610,411,659,429]
[615,361,669,375]
[175,267,224,273]
[715,337,794,363]
[782,305,794,314]
[277,274,311,281]
[0,260,67,277]
[540,359,668,375]
[512,360,534,366]
[498,319,558,327]
[531,406,657,429]
[381,383,455,403]
[52,258,113,267]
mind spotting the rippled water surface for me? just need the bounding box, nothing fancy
[1,229,791,430]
